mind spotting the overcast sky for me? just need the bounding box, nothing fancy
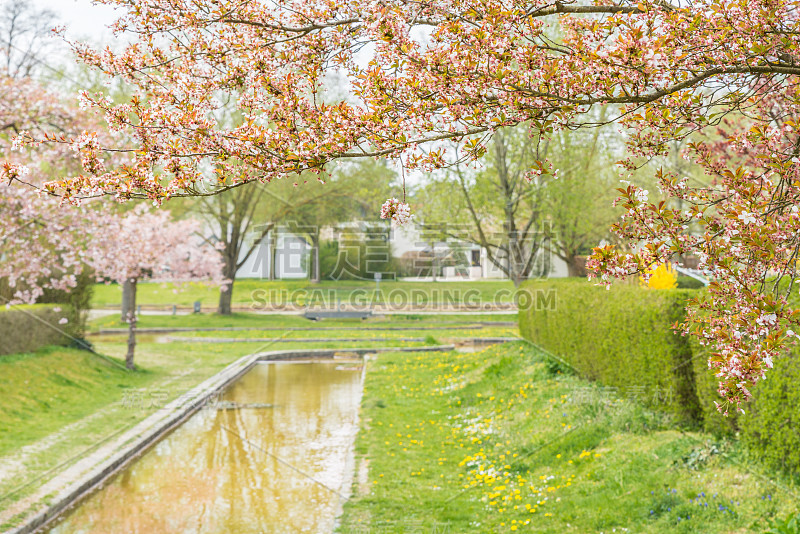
[33,0,119,43]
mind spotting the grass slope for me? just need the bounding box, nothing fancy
[339,342,799,533]
[0,347,150,457]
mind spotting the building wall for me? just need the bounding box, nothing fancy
[236,232,310,279]
[389,221,572,280]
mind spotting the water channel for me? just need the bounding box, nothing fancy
[46,360,364,533]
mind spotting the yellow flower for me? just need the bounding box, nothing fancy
[640,263,677,289]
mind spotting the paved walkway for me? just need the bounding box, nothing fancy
[89,308,519,320]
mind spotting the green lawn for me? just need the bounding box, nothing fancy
[339,342,800,533]
[0,347,151,457]
[91,279,518,309]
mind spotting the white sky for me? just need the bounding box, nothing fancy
[33,0,119,43]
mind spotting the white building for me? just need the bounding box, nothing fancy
[236,230,311,279]
[390,221,569,280]
[235,221,569,280]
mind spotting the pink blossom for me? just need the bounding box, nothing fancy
[380,198,412,225]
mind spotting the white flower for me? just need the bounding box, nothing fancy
[738,211,757,224]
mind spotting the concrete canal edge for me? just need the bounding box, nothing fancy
[7,344,455,534]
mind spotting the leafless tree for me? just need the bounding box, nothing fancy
[0,0,56,79]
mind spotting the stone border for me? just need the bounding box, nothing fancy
[162,336,519,344]
[6,344,455,534]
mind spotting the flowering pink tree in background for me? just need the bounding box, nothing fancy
[3,0,800,407]
[90,207,224,369]
[0,186,104,305]
[0,73,112,307]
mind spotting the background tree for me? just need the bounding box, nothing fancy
[193,180,273,316]
[0,0,55,79]
[90,207,222,369]
[540,122,621,276]
[190,173,371,314]
[284,159,396,282]
[419,126,550,286]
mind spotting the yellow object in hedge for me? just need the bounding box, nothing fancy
[640,263,677,290]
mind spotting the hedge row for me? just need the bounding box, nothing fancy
[518,279,800,476]
[0,271,94,342]
[741,351,800,475]
[0,306,71,356]
[518,279,702,423]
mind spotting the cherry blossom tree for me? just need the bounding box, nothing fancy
[3,0,800,407]
[0,73,110,307]
[90,206,223,369]
[589,82,800,413]
[0,185,99,305]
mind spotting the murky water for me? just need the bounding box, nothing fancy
[47,361,363,534]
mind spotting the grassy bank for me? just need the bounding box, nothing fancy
[339,342,799,533]
[0,347,150,457]
[0,341,259,518]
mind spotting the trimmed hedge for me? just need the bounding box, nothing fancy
[518,279,702,422]
[741,351,800,476]
[690,339,740,435]
[518,278,800,476]
[0,305,70,356]
[37,271,94,339]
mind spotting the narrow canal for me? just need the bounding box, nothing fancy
[46,360,364,533]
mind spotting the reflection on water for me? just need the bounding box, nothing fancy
[47,361,363,534]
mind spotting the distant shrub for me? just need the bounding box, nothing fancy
[37,270,94,339]
[676,276,706,289]
[640,263,678,290]
[320,228,399,281]
[0,306,70,356]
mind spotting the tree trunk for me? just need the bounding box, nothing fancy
[269,230,277,281]
[218,278,234,315]
[218,260,236,315]
[567,255,588,277]
[311,232,320,283]
[121,278,136,321]
[124,278,137,370]
[511,271,524,288]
